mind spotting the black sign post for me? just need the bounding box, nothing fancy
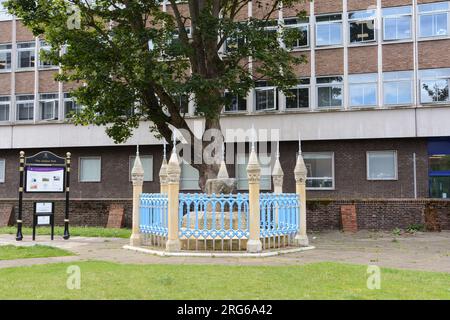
[16,151,71,241]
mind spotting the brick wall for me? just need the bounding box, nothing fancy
[307,199,450,231]
[0,199,133,228]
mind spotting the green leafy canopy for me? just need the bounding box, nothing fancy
[6,0,308,148]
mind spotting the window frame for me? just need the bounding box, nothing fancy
[38,40,58,69]
[39,93,59,121]
[254,82,278,112]
[0,44,12,72]
[0,158,5,183]
[349,73,378,108]
[382,6,413,41]
[315,14,343,47]
[303,152,335,190]
[223,90,248,113]
[64,93,83,118]
[15,94,34,121]
[79,156,102,183]
[316,76,344,109]
[285,78,311,110]
[419,68,450,104]
[16,42,36,70]
[348,10,377,45]
[366,150,398,181]
[418,2,450,39]
[0,95,10,122]
[283,17,310,50]
[383,71,414,106]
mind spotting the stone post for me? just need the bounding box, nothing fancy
[165,148,181,252]
[294,152,309,246]
[159,157,168,194]
[130,148,144,247]
[246,147,262,253]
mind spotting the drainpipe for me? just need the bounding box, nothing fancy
[413,152,418,199]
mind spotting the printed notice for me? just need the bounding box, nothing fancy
[26,167,64,193]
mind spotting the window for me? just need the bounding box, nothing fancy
[17,42,35,69]
[367,151,398,180]
[418,2,449,38]
[303,152,334,189]
[224,32,246,54]
[39,93,59,120]
[129,155,153,182]
[316,76,343,108]
[16,95,34,121]
[224,91,247,112]
[383,6,412,41]
[236,154,272,190]
[0,44,11,71]
[255,81,277,111]
[349,73,377,107]
[383,71,413,105]
[64,93,82,118]
[349,10,376,43]
[428,138,450,198]
[79,157,101,182]
[0,96,10,121]
[0,159,4,183]
[283,17,309,49]
[180,161,200,190]
[316,14,342,46]
[177,94,189,114]
[286,78,310,109]
[419,68,450,103]
[0,0,12,21]
[39,40,57,69]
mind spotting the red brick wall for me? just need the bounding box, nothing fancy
[307,199,450,231]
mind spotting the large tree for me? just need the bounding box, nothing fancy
[7,0,307,190]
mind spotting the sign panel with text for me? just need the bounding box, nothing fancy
[25,167,65,193]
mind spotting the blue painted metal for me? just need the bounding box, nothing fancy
[178,193,249,239]
[259,193,300,237]
[139,193,168,236]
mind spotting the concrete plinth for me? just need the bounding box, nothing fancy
[165,239,181,252]
[294,234,309,247]
[246,239,263,253]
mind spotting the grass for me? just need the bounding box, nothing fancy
[0,261,449,299]
[0,245,74,261]
[0,226,131,239]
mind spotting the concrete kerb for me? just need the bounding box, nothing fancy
[123,244,315,258]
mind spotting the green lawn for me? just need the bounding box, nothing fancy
[0,261,448,299]
[0,245,74,260]
[0,226,131,239]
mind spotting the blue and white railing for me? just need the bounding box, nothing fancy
[139,193,168,247]
[178,193,250,240]
[259,193,300,249]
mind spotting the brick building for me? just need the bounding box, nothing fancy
[0,0,449,231]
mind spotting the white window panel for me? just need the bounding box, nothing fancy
[180,160,200,190]
[129,155,153,182]
[0,96,10,121]
[79,157,101,182]
[0,159,5,183]
[303,152,334,190]
[236,154,272,191]
[16,95,34,121]
[367,151,398,180]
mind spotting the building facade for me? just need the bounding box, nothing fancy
[0,0,449,230]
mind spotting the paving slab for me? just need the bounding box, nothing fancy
[1,230,449,273]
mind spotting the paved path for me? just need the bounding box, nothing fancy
[1,230,449,273]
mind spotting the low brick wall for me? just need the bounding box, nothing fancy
[1,198,449,232]
[0,199,133,228]
[307,199,450,231]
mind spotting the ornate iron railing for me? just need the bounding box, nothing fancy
[178,193,250,242]
[140,193,168,247]
[259,193,300,236]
